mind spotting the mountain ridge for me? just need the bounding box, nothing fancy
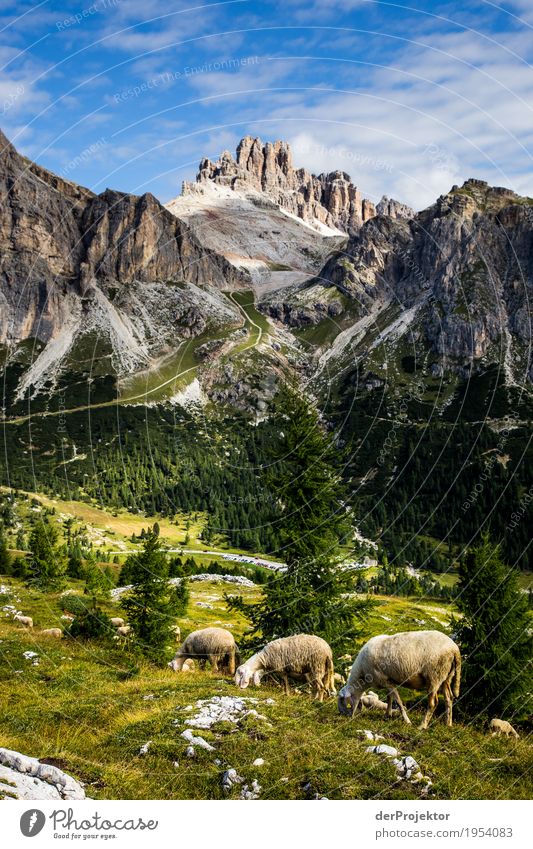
[182,134,415,234]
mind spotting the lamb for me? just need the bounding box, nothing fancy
[13,614,33,628]
[116,625,131,637]
[489,718,519,739]
[360,690,389,711]
[110,617,125,628]
[338,630,461,728]
[41,628,62,639]
[235,634,335,701]
[169,627,239,674]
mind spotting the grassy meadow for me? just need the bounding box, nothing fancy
[0,572,531,801]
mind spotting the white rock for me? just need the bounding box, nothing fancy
[222,768,244,792]
[357,729,385,741]
[393,755,420,779]
[366,744,398,757]
[180,730,215,752]
[139,741,152,755]
[241,778,261,800]
[252,758,264,767]
[0,748,85,800]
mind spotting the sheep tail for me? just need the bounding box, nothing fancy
[452,648,461,698]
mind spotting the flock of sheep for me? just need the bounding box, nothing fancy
[169,626,466,729]
[12,614,520,736]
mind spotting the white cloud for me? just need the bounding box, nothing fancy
[180,23,533,209]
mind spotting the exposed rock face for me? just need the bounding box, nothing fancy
[0,129,244,348]
[183,136,414,234]
[376,196,416,219]
[311,179,533,380]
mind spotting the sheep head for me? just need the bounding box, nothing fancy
[338,684,358,717]
[234,664,251,688]
[235,664,263,688]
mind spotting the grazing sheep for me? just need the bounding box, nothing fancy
[360,690,389,711]
[13,614,33,628]
[41,628,62,639]
[169,627,239,674]
[116,625,131,637]
[334,672,346,686]
[489,718,519,739]
[338,630,461,728]
[110,617,125,628]
[172,625,181,642]
[235,634,334,701]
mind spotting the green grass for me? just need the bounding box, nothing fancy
[0,576,530,800]
[118,326,235,403]
[228,290,272,346]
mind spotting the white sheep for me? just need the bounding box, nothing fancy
[338,630,461,728]
[40,628,62,639]
[116,625,131,637]
[110,617,125,628]
[13,614,33,628]
[360,690,389,711]
[489,718,519,739]
[169,627,239,674]
[235,634,335,701]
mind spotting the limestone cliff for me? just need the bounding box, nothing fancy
[183,135,414,234]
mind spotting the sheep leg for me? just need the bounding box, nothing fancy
[282,673,290,695]
[386,693,394,718]
[227,652,236,676]
[210,656,219,674]
[305,672,322,701]
[442,682,453,727]
[420,690,438,730]
[389,688,411,724]
[314,678,325,702]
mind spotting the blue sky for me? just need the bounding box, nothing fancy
[1,0,533,209]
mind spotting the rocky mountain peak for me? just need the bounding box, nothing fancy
[183,136,415,234]
[426,178,528,222]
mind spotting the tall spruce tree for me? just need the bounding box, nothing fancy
[28,521,67,589]
[455,536,532,717]
[120,531,188,662]
[0,527,11,574]
[227,387,372,654]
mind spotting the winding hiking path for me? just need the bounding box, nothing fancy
[3,291,267,425]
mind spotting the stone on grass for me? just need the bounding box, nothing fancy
[0,748,85,800]
[222,768,244,792]
[181,729,215,752]
[366,744,398,757]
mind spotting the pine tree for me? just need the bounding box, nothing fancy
[227,387,372,655]
[455,536,532,717]
[83,558,111,599]
[120,531,188,662]
[0,527,11,574]
[28,521,67,589]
